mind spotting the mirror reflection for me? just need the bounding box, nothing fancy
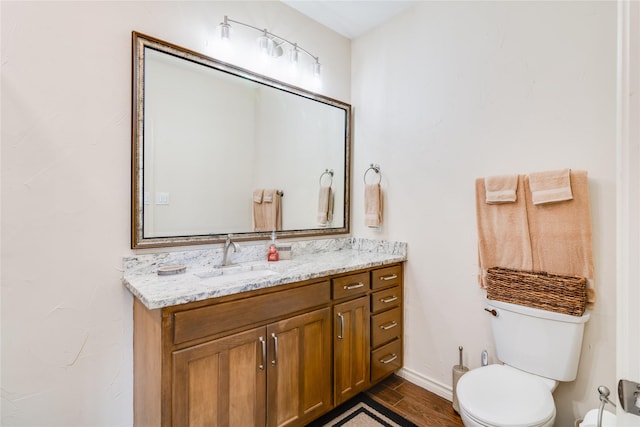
[132,33,351,248]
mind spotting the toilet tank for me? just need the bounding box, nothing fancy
[487,298,590,382]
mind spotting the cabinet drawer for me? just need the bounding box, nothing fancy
[173,281,330,345]
[332,272,370,300]
[371,265,402,290]
[371,307,402,348]
[371,339,402,383]
[371,286,401,313]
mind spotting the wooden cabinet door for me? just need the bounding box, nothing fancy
[334,296,370,405]
[172,327,267,427]
[266,307,332,427]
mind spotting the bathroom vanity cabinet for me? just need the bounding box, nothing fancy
[333,272,371,405]
[133,263,403,427]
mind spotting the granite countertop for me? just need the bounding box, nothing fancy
[123,238,407,310]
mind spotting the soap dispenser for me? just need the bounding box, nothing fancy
[267,231,279,262]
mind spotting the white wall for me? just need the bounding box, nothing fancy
[1,2,350,425]
[351,2,617,425]
[145,50,257,235]
[253,88,346,230]
[616,0,640,424]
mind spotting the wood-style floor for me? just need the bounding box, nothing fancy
[366,375,465,427]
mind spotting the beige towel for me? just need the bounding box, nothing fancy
[253,189,263,203]
[528,168,573,205]
[253,189,282,232]
[317,186,333,226]
[365,184,382,227]
[485,174,518,204]
[476,175,533,287]
[524,170,595,303]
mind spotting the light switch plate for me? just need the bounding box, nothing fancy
[155,192,170,205]
[618,379,640,416]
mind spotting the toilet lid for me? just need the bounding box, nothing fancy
[457,365,555,427]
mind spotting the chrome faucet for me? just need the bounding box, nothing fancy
[222,234,240,266]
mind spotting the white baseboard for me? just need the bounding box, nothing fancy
[396,367,453,402]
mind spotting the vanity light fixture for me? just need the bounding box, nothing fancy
[218,15,321,77]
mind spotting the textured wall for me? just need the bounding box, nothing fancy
[1,2,350,425]
[350,2,617,425]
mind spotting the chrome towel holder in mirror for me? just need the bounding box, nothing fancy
[319,169,334,187]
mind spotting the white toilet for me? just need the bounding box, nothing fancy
[456,298,590,427]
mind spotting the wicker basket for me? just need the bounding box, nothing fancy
[486,267,587,316]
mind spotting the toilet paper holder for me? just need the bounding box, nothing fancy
[618,379,640,416]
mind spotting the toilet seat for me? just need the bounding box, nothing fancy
[457,365,555,427]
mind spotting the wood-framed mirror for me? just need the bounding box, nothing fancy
[131,32,351,249]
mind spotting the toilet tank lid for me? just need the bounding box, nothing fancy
[487,298,590,324]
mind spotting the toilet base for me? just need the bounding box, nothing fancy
[459,406,555,427]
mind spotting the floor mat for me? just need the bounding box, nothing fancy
[306,394,418,427]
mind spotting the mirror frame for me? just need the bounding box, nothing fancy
[131,32,351,249]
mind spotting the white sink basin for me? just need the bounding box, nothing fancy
[194,262,281,281]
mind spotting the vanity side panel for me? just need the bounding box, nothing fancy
[133,298,162,426]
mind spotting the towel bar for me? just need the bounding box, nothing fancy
[319,169,333,186]
[364,164,381,185]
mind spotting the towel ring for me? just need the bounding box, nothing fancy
[364,164,381,185]
[319,169,334,187]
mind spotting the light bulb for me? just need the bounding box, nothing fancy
[289,45,299,64]
[219,16,230,40]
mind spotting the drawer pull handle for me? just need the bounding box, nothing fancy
[337,312,344,340]
[380,353,398,364]
[379,321,398,330]
[259,336,266,370]
[271,333,278,366]
[380,296,398,304]
[343,282,365,290]
[380,274,398,281]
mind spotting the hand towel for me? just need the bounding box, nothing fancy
[365,183,382,227]
[475,175,533,287]
[274,190,282,231]
[317,186,333,226]
[528,168,573,205]
[524,170,595,303]
[254,189,282,232]
[253,189,265,231]
[485,174,518,204]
